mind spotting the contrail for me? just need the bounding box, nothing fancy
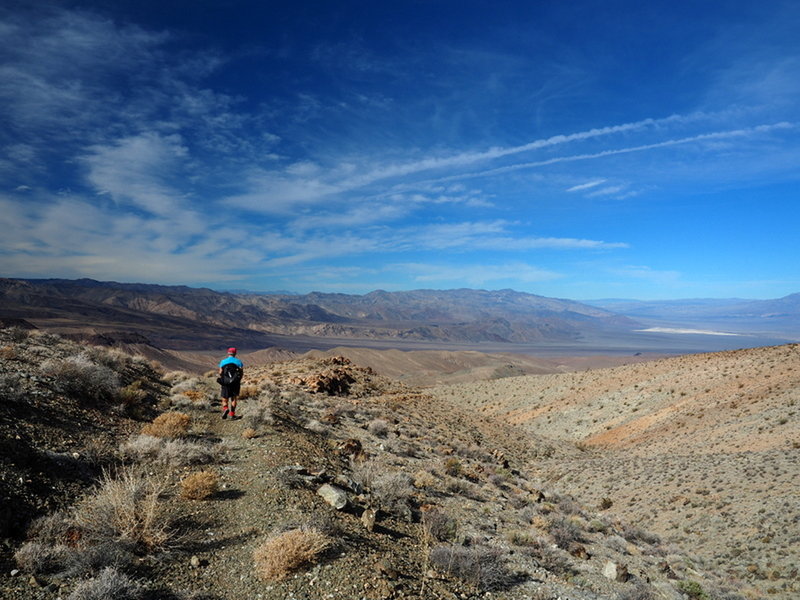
[430,122,796,182]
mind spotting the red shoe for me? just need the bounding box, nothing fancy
[222,408,229,419]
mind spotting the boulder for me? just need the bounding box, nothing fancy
[603,561,630,582]
[361,507,377,531]
[317,484,348,509]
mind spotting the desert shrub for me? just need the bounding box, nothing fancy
[521,537,575,575]
[0,344,17,359]
[67,567,143,600]
[120,435,163,462]
[252,527,332,581]
[443,457,463,477]
[170,377,203,394]
[350,460,382,491]
[445,477,484,501]
[617,582,657,600]
[118,381,148,409]
[304,419,328,435]
[556,495,583,516]
[413,469,437,489]
[238,384,259,399]
[0,372,25,401]
[587,519,610,534]
[428,544,513,591]
[60,539,138,577]
[85,347,132,372]
[620,522,661,546]
[422,508,458,542]
[158,439,220,466]
[161,370,190,385]
[242,427,258,439]
[42,355,120,402]
[549,516,584,550]
[371,472,414,520]
[180,471,219,500]
[74,468,175,551]
[14,541,71,575]
[676,580,710,600]
[5,326,31,342]
[247,404,273,429]
[140,412,191,438]
[367,418,390,437]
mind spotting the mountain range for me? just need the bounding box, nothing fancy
[0,278,797,356]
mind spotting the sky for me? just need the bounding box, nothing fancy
[1,0,798,300]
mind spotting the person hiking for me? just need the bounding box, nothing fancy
[218,347,244,419]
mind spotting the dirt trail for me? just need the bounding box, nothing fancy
[156,401,426,600]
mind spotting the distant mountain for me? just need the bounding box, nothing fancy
[0,278,640,349]
[587,294,800,338]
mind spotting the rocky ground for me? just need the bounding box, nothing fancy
[0,329,760,599]
[429,344,800,599]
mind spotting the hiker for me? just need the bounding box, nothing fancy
[218,347,244,419]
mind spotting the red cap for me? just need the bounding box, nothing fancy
[227,347,237,355]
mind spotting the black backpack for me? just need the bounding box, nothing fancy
[221,363,242,385]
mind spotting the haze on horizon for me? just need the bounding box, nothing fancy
[1,1,799,301]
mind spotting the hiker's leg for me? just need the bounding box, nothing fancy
[221,396,230,418]
[230,396,238,416]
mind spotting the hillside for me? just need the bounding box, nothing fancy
[0,328,751,600]
[429,344,800,598]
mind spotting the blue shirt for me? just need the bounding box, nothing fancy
[219,356,244,369]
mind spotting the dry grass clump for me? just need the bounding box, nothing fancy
[413,469,437,489]
[428,544,513,591]
[422,507,458,542]
[238,383,259,399]
[67,566,143,600]
[141,412,191,438]
[252,527,332,581]
[242,427,258,439]
[180,471,219,500]
[42,354,120,403]
[367,418,390,437]
[120,435,220,466]
[75,468,174,551]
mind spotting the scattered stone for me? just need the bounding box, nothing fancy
[190,555,201,568]
[603,561,630,582]
[361,507,377,532]
[318,484,348,509]
[10,569,19,576]
[569,543,590,560]
[376,558,398,578]
[659,561,678,579]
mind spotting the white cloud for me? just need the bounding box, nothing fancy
[82,132,189,216]
[566,179,606,192]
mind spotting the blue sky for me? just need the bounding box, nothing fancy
[1,1,798,299]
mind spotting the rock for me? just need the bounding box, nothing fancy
[29,575,43,587]
[10,569,19,576]
[361,507,377,532]
[569,543,590,560]
[190,555,201,568]
[603,561,630,582]
[376,558,398,578]
[317,484,348,509]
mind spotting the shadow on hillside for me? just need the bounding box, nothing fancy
[214,488,245,501]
